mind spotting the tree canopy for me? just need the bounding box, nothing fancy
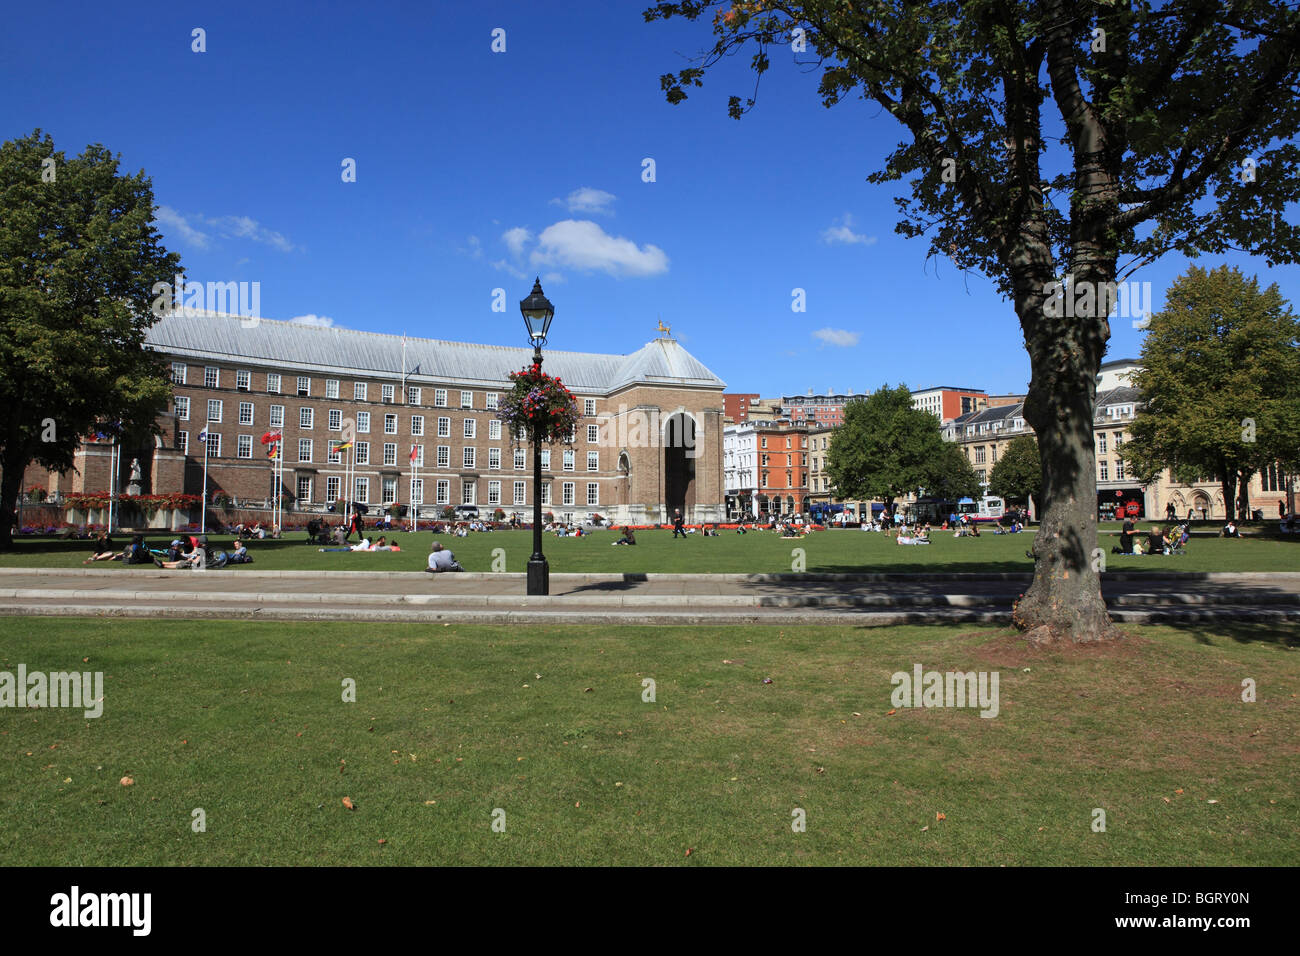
[826,385,974,504]
[0,129,178,547]
[1122,264,1300,516]
[988,434,1043,504]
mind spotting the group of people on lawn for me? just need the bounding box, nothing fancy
[83,532,254,568]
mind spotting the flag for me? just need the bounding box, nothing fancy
[336,441,353,451]
[267,444,279,460]
[260,431,282,445]
[198,428,209,444]
[409,446,418,463]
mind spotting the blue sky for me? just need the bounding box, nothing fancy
[3,0,1296,399]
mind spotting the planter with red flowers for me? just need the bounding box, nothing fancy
[498,363,580,445]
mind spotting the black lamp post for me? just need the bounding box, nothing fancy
[520,277,554,596]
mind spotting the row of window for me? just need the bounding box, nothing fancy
[172,364,602,417]
[180,432,601,471]
[1099,460,1127,482]
[285,476,600,507]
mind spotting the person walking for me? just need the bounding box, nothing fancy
[1165,501,1176,522]
[672,509,687,539]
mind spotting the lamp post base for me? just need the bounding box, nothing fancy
[526,556,549,596]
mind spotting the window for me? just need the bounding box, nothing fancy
[761,438,768,448]
[1098,434,1107,454]
[326,476,341,503]
[296,477,312,504]
[297,376,310,396]
[761,454,769,466]
[1115,460,1125,481]
[239,402,253,426]
[488,448,500,470]
[463,447,476,468]
[300,407,313,429]
[562,482,575,506]
[514,449,526,470]
[437,446,449,468]
[175,396,190,421]
[488,480,501,505]
[974,447,986,465]
[1114,431,1124,447]
[587,424,599,444]
[266,373,281,394]
[411,415,424,436]
[298,439,312,462]
[587,483,599,506]
[205,432,221,457]
[402,386,418,407]
[587,452,599,472]
[356,412,369,433]
[382,477,397,505]
[976,469,986,483]
[381,384,395,404]
[354,477,369,504]
[171,363,186,385]
[326,379,339,399]
[486,392,499,410]
[328,409,342,431]
[460,390,473,408]
[410,478,424,504]
[355,442,370,465]
[584,398,596,416]
[540,483,551,505]
[563,449,575,471]
[1099,460,1109,481]
[437,417,450,437]
[461,480,476,505]
[205,367,219,388]
[990,446,998,463]
[178,431,188,454]
[354,382,367,401]
[383,443,397,466]
[489,420,501,440]
[269,405,284,428]
[463,419,476,439]
[434,389,448,407]
[786,437,791,448]
[540,450,551,470]
[207,399,223,423]
[410,445,425,467]
[513,481,526,505]
[237,435,253,459]
[384,414,397,435]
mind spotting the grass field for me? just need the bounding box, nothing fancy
[3,525,1299,574]
[0,617,1295,865]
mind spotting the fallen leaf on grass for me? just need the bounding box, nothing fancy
[342,797,355,810]
[886,709,897,716]
[684,848,693,857]
[851,713,862,717]
[377,839,387,845]
[1174,788,1184,795]
[935,812,946,821]
[120,777,134,786]
[920,825,929,832]
[424,800,437,805]
[1207,799,1219,804]
[1162,797,1171,804]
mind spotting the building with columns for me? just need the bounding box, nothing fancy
[27,312,728,526]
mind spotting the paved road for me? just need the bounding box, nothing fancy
[0,568,1296,625]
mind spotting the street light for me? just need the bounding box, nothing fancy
[520,278,554,596]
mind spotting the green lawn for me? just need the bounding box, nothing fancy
[0,617,1295,865]
[3,525,1298,573]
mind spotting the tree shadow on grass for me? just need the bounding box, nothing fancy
[1155,619,1300,648]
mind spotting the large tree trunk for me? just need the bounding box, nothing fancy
[1220,469,1237,525]
[0,449,26,550]
[1237,469,1253,520]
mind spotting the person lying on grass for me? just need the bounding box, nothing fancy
[83,532,116,563]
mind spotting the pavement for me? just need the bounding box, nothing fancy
[0,567,1296,626]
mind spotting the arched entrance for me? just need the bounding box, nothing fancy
[663,413,696,518]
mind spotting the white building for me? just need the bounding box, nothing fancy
[723,422,759,518]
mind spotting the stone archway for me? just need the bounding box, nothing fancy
[663,413,696,518]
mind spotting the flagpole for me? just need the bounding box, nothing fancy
[107,439,116,534]
[201,429,209,535]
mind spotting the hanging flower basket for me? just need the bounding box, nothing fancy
[498,363,580,445]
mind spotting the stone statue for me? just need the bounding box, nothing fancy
[127,458,143,496]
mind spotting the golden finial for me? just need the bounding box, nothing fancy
[657,318,671,336]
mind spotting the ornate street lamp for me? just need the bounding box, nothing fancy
[520,278,554,595]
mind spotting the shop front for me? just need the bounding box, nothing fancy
[1098,487,1146,521]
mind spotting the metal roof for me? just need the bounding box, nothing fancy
[143,312,725,393]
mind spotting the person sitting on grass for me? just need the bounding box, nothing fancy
[227,540,253,564]
[736,522,747,534]
[425,541,464,572]
[896,532,931,545]
[612,526,637,546]
[114,534,153,564]
[84,532,116,563]
[1221,519,1240,538]
[1146,525,1168,555]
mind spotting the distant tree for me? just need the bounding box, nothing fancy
[989,435,1043,505]
[827,385,968,509]
[646,0,1300,644]
[927,441,983,502]
[1122,265,1300,519]
[0,130,179,548]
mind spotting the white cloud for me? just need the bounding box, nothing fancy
[542,272,565,285]
[155,206,211,250]
[502,227,532,257]
[153,207,296,252]
[530,220,668,278]
[821,213,877,246]
[491,259,528,280]
[289,314,334,328]
[462,235,484,259]
[812,327,860,347]
[551,187,616,216]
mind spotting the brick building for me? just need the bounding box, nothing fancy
[30,313,728,526]
[722,393,759,424]
[780,389,857,427]
[911,386,988,422]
